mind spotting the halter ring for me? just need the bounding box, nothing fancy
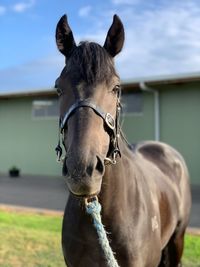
[84,195,98,207]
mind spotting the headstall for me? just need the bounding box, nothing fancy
[55,90,122,165]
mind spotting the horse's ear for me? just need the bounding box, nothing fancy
[55,14,76,57]
[103,14,125,57]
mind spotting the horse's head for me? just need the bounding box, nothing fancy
[55,14,124,197]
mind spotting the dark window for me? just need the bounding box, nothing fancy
[121,92,143,114]
[32,99,59,118]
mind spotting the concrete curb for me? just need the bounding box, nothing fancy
[187,227,200,236]
[0,204,64,217]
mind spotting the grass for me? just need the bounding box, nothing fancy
[0,210,65,267]
[183,235,200,267]
[0,209,199,267]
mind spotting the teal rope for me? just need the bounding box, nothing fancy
[85,199,120,267]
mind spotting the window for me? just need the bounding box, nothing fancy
[121,92,143,115]
[32,99,59,118]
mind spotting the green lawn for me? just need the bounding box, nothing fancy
[0,210,65,267]
[183,235,200,267]
[0,210,199,267]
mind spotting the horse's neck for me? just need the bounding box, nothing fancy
[100,137,137,213]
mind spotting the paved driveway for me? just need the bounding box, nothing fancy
[0,174,68,212]
[0,174,199,227]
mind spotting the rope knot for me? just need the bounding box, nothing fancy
[85,199,101,215]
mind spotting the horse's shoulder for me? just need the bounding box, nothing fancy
[133,141,185,179]
[136,141,167,159]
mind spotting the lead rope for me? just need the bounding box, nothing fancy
[85,197,120,267]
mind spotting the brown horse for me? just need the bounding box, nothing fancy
[55,14,191,267]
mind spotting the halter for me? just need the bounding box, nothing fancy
[55,91,121,165]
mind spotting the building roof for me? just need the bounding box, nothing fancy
[122,71,200,91]
[1,72,200,99]
[0,88,56,100]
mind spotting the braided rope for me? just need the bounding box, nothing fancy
[85,199,120,267]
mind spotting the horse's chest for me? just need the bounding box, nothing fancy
[105,217,161,267]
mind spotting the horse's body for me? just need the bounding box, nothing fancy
[62,141,191,267]
[55,14,191,267]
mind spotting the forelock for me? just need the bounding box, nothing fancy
[65,41,117,84]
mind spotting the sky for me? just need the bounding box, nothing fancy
[1,0,200,92]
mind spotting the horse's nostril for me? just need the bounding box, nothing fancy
[62,158,68,176]
[86,164,93,177]
[96,156,104,175]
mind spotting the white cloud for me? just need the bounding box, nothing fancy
[12,0,35,13]
[74,1,200,79]
[78,6,92,18]
[109,1,200,79]
[0,54,63,92]
[0,5,6,15]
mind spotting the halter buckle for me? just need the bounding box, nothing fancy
[55,144,63,163]
[105,113,115,130]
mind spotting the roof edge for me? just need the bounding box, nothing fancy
[122,72,200,89]
[0,88,56,99]
[1,72,200,98]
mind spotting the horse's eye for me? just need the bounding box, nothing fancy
[56,87,63,96]
[54,85,62,96]
[112,85,121,95]
[54,78,62,96]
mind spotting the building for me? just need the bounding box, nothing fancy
[0,89,61,177]
[0,72,200,185]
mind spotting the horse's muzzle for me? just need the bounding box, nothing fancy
[63,155,104,197]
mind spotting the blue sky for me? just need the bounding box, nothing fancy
[1,0,200,92]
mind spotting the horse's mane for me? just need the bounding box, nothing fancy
[65,41,117,84]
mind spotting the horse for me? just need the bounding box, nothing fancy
[54,14,191,267]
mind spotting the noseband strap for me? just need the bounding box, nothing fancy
[60,99,115,133]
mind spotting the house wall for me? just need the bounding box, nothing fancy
[122,92,155,141]
[0,83,200,185]
[0,97,61,176]
[122,82,200,185]
[160,83,200,185]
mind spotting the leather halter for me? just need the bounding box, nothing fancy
[55,95,121,165]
